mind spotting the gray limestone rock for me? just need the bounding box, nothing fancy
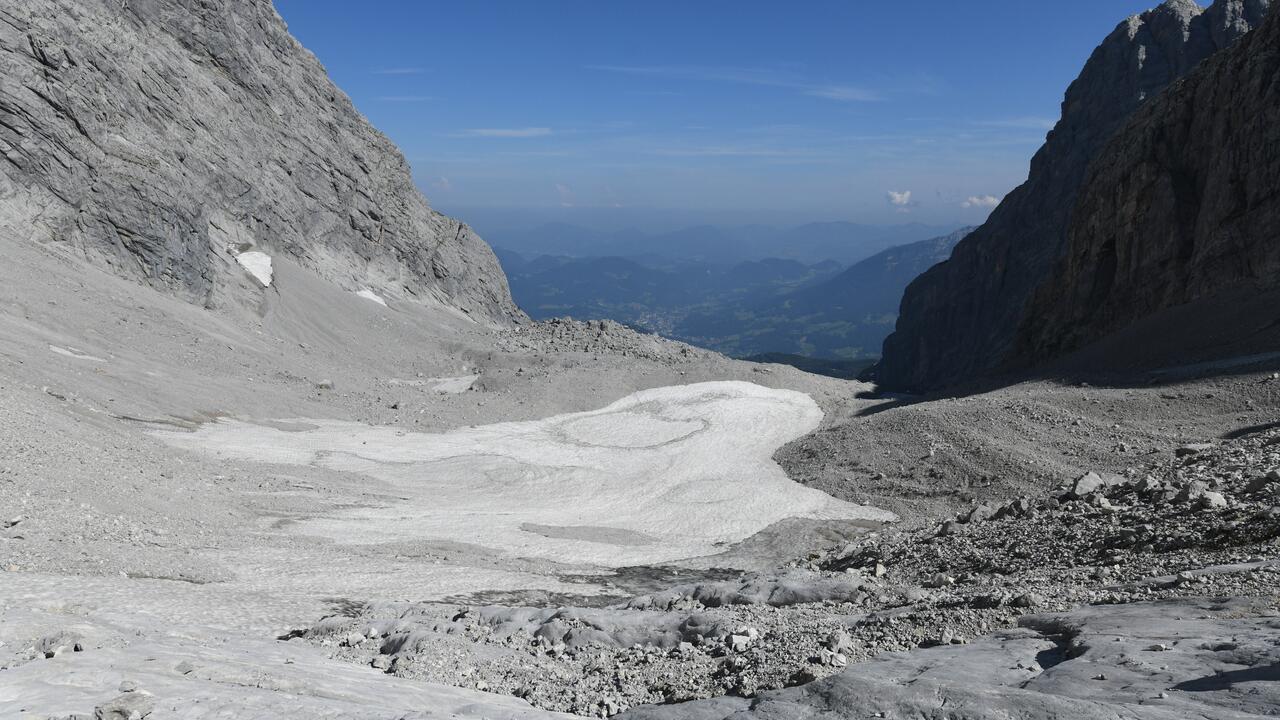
[1070,472,1107,498]
[94,691,154,720]
[875,0,1271,392]
[1014,4,1280,368]
[621,598,1280,720]
[0,0,520,323]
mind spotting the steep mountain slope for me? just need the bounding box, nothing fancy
[0,0,518,322]
[1014,4,1280,367]
[770,222,955,266]
[766,227,975,336]
[876,0,1271,392]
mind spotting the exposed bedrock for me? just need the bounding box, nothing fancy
[0,0,519,321]
[1014,4,1280,367]
[875,0,1271,392]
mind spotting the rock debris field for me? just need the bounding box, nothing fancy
[297,425,1280,717]
[2,229,1279,719]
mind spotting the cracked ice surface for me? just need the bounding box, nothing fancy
[161,381,894,566]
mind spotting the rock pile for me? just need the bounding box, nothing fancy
[498,318,713,365]
[298,573,873,715]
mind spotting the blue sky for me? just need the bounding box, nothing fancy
[274,0,1166,225]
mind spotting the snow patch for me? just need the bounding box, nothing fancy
[355,288,387,306]
[235,251,273,287]
[157,381,895,566]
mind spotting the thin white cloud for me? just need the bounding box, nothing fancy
[431,177,454,192]
[962,194,1002,209]
[588,64,879,102]
[976,116,1056,130]
[555,183,575,207]
[495,150,574,158]
[373,67,427,75]
[806,85,880,102]
[651,146,810,157]
[887,190,913,206]
[377,95,434,102]
[459,127,554,138]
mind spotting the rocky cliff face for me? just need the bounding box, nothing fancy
[0,0,520,323]
[876,0,1271,392]
[1013,5,1280,366]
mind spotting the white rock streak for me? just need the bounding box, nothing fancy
[48,345,106,362]
[430,374,479,393]
[161,381,893,566]
[355,288,387,306]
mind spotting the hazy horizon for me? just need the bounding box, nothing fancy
[437,203,961,237]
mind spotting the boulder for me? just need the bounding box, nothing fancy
[1176,444,1214,458]
[94,692,153,720]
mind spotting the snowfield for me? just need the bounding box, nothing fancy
[159,381,894,566]
[235,251,274,287]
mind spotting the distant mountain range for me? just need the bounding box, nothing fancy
[495,250,844,338]
[497,227,972,363]
[484,221,956,266]
[676,227,975,359]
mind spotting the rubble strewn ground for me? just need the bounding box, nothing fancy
[780,373,1280,523]
[623,595,1280,720]
[298,427,1280,716]
[497,318,715,365]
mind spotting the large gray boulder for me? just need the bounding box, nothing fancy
[875,0,1270,392]
[0,0,521,323]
